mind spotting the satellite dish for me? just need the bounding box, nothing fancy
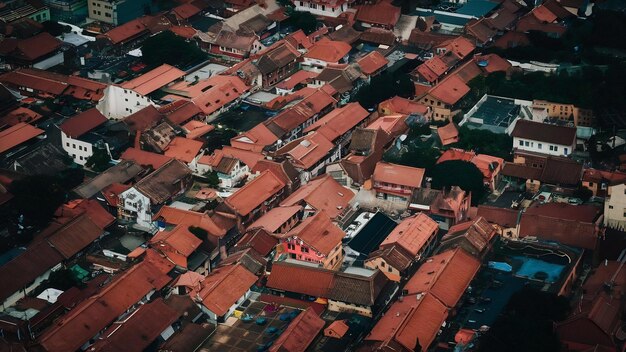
[399,134,407,142]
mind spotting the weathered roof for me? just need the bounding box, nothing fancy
[247,205,302,233]
[269,307,325,352]
[373,161,425,189]
[267,261,335,298]
[134,159,192,204]
[193,264,257,316]
[511,119,576,145]
[0,122,43,154]
[440,217,496,255]
[121,64,185,96]
[120,147,173,169]
[281,211,344,256]
[225,170,286,216]
[381,213,438,257]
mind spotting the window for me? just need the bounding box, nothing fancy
[322,5,325,10]
[609,205,614,209]
[388,267,392,272]
[538,143,542,149]
[105,12,111,17]
[72,143,76,148]
[66,142,70,147]
[287,243,295,250]
[623,208,626,218]
[524,141,530,147]
[519,140,523,146]
[299,1,303,5]
[564,147,568,155]
[79,156,83,160]
[302,247,309,253]
[380,261,385,267]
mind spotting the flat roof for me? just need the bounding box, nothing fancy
[347,212,397,257]
[469,95,520,127]
[456,0,500,17]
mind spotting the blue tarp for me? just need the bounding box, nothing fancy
[488,261,513,272]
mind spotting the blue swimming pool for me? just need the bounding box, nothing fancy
[512,256,565,283]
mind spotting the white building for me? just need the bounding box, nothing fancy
[511,119,576,157]
[604,183,626,230]
[59,108,108,165]
[193,151,250,189]
[96,85,155,121]
[294,0,351,17]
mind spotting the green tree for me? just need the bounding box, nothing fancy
[353,72,415,109]
[285,10,318,35]
[428,160,486,205]
[204,170,220,188]
[42,21,71,36]
[188,226,208,241]
[141,31,207,68]
[9,175,68,227]
[452,126,513,161]
[85,148,112,172]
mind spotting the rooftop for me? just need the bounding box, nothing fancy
[373,161,425,189]
[121,64,185,96]
[59,108,108,139]
[281,211,344,256]
[381,213,438,257]
[280,174,354,219]
[0,122,44,154]
[225,170,286,216]
[511,119,576,146]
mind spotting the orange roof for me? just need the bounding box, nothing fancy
[37,257,174,352]
[103,18,148,45]
[365,292,448,351]
[357,51,389,75]
[270,307,325,352]
[403,248,481,307]
[169,25,197,39]
[372,161,425,188]
[150,224,202,268]
[282,211,344,256]
[280,174,354,219]
[381,213,438,257]
[532,5,557,23]
[378,97,428,116]
[417,56,448,83]
[192,264,257,316]
[164,137,203,163]
[60,108,107,138]
[225,170,286,217]
[182,120,214,139]
[222,145,265,169]
[439,36,475,60]
[121,64,185,96]
[471,153,504,180]
[166,74,248,99]
[437,148,475,163]
[325,320,350,338]
[171,3,202,19]
[0,107,42,128]
[101,183,130,207]
[437,123,459,146]
[366,114,408,136]
[303,102,369,142]
[428,74,470,105]
[304,39,352,63]
[0,122,44,153]
[120,147,173,169]
[280,132,335,170]
[356,1,401,27]
[247,205,302,233]
[231,123,279,152]
[275,69,318,90]
[154,206,226,242]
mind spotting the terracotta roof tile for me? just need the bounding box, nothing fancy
[281,211,344,256]
[357,51,389,75]
[381,213,438,257]
[193,264,257,316]
[303,102,369,142]
[356,1,401,27]
[428,74,470,105]
[269,307,325,352]
[304,39,352,63]
[164,137,203,163]
[150,224,203,267]
[60,108,107,138]
[120,147,173,169]
[278,132,335,170]
[437,123,459,145]
[121,64,185,96]
[247,205,302,233]
[267,261,335,297]
[280,174,354,219]
[234,228,279,256]
[0,122,43,153]
[154,205,226,242]
[373,161,425,189]
[225,170,286,216]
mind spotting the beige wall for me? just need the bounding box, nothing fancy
[604,183,626,230]
[88,0,115,24]
[328,300,373,317]
[365,257,401,281]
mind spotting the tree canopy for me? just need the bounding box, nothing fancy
[451,126,513,161]
[141,31,207,68]
[284,10,318,35]
[428,160,486,204]
[353,72,415,109]
[85,148,112,172]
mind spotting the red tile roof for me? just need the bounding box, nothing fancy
[279,132,335,170]
[225,170,286,217]
[379,96,429,116]
[373,161,425,189]
[121,64,185,96]
[120,147,173,169]
[0,32,61,61]
[0,107,42,128]
[102,18,149,45]
[511,119,576,146]
[532,5,558,23]
[275,69,318,90]
[89,298,179,352]
[154,206,226,243]
[150,224,203,268]
[280,174,354,219]
[476,205,519,228]
[37,257,174,352]
[270,307,325,352]
[222,145,265,169]
[357,51,389,75]
[267,88,336,137]
[281,211,344,256]
[365,292,448,351]
[437,123,459,146]
[0,68,67,96]
[163,136,203,163]
[441,217,496,255]
[0,122,44,153]
[247,205,302,233]
[182,120,214,139]
[171,3,202,19]
[123,105,164,132]
[267,261,335,297]
[101,183,130,207]
[417,56,448,83]
[234,228,279,256]
[303,102,369,142]
[356,0,401,28]
[404,248,480,307]
[381,213,438,257]
[59,108,107,138]
[304,39,352,63]
[427,74,470,105]
[193,264,257,316]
